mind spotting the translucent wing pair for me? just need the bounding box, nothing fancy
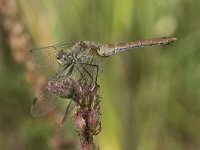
[29,41,107,124]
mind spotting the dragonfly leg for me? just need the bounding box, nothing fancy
[79,63,99,84]
[76,65,86,83]
[55,63,72,80]
[61,100,73,126]
[65,65,74,77]
[79,64,94,83]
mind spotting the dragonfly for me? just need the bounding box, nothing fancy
[30,37,177,124]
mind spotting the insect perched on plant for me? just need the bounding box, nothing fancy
[29,37,177,123]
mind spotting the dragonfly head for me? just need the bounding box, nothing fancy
[57,50,69,65]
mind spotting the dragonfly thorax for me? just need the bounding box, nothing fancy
[56,50,78,66]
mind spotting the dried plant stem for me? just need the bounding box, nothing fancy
[73,83,101,150]
[0,0,41,91]
[0,0,74,149]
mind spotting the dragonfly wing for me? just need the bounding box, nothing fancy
[31,86,65,117]
[29,42,76,78]
[30,65,73,117]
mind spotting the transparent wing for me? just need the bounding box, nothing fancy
[89,53,108,76]
[30,66,72,117]
[31,86,65,117]
[28,42,76,78]
[31,61,81,117]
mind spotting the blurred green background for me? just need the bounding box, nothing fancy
[1,0,200,150]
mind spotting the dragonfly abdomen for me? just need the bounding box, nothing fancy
[98,37,177,57]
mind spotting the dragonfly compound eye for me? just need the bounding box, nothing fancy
[57,50,68,64]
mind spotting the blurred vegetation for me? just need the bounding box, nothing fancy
[1,0,200,150]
